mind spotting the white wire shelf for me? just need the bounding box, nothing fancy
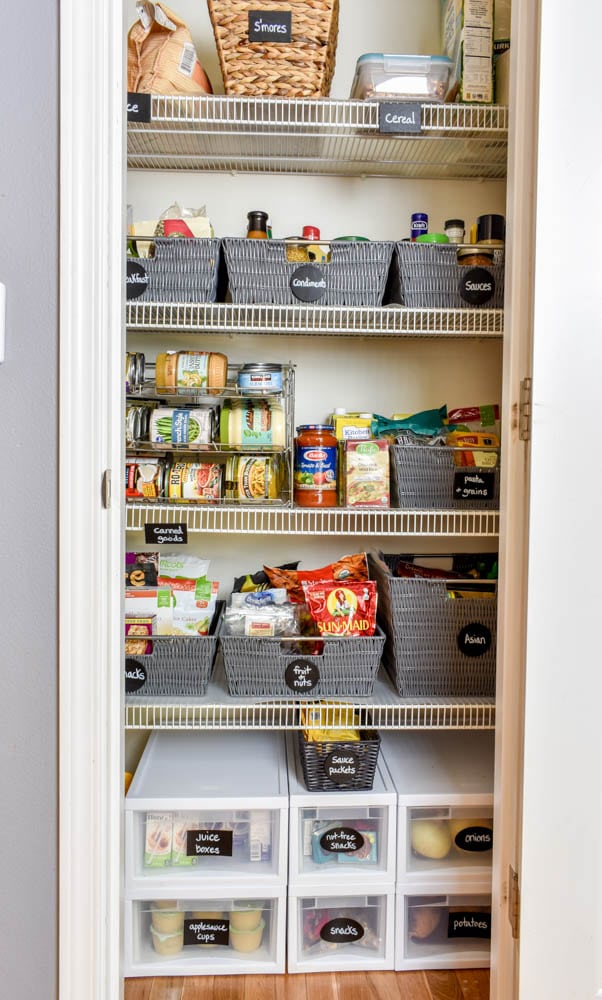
[125,665,495,731]
[127,96,508,179]
[126,302,503,338]
[125,503,499,537]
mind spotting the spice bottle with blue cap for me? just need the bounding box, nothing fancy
[410,212,428,241]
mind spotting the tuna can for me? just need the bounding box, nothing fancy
[237,363,283,393]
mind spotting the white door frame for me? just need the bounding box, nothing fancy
[59,4,125,998]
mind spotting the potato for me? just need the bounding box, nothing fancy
[410,819,452,859]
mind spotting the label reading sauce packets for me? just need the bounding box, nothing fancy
[320,827,364,854]
[378,101,422,134]
[323,751,361,786]
[447,911,491,939]
[320,917,365,944]
[454,826,493,852]
[285,659,320,693]
[184,918,230,947]
[459,266,496,305]
[290,264,327,302]
[126,258,149,300]
[125,657,147,693]
[127,92,152,123]
[453,470,495,502]
[186,829,233,857]
[248,10,292,42]
[457,622,492,658]
[144,523,188,545]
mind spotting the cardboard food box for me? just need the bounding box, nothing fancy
[344,439,390,508]
[441,0,494,104]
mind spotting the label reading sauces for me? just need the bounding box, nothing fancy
[248,10,292,42]
[459,266,495,305]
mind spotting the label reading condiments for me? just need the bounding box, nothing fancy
[248,10,292,42]
[290,264,327,302]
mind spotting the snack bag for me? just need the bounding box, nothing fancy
[303,581,378,637]
[264,553,369,604]
[127,2,213,96]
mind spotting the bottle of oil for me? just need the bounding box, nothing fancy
[247,210,269,238]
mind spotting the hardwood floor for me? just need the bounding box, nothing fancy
[124,971,489,1000]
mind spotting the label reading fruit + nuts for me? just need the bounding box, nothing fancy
[284,659,320,692]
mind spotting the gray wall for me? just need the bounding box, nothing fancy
[0,3,58,998]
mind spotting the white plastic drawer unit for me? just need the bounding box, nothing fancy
[125,731,289,891]
[380,731,494,882]
[395,885,492,970]
[288,887,395,973]
[123,892,286,977]
[286,734,397,885]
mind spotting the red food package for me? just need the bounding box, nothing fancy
[264,553,369,604]
[303,581,378,636]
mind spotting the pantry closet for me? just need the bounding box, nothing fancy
[55,0,602,998]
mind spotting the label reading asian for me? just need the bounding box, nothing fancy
[186,829,233,857]
[447,911,491,939]
[320,917,365,943]
[248,10,292,42]
[285,659,320,693]
[127,92,152,122]
[184,918,230,947]
[323,751,360,785]
[378,102,422,134]
[457,622,492,658]
[319,827,364,854]
[144,523,188,545]
[453,470,495,502]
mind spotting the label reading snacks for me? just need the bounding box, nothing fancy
[323,751,360,785]
[457,622,492,657]
[290,264,327,302]
[447,911,491,939]
[144,523,188,545]
[186,829,233,857]
[184,918,230,947]
[378,101,422,133]
[320,827,365,854]
[248,10,292,42]
[126,258,149,300]
[125,657,147,693]
[127,92,151,122]
[320,917,365,943]
[459,266,496,305]
[453,470,495,502]
[285,659,320,693]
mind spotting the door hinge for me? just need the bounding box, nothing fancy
[509,865,520,939]
[519,377,532,441]
[101,469,112,509]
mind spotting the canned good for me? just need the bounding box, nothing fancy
[224,455,282,501]
[125,403,154,445]
[166,462,222,502]
[149,407,217,447]
[125,457,170,500]
[237,363,283,393]
[125,352,145,391]
[220,399,286,448]
[155,351,228,392]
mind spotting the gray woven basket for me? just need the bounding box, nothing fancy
[390,444,500,510]
[222,238,394,306]
[368,553,497,698]
[125,607,222,697]
[219,622,385,698]
[395,242,504,309]
[297,728,381,791]
[126,237,221,303]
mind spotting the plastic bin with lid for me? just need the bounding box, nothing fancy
[350,54,453,102]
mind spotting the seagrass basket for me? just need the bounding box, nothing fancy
[207,0,339,98]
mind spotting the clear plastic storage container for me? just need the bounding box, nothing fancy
[350,54,453,103]
[395,886,492,970]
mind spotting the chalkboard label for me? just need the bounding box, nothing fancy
[320,917,365,943]
[127,92,152,123]
[320,827,364,854]
[454,825,493,852]
[378,102,422,134]
[126,258,149,300]
[285,659,320,693]
[457,622,492,658]
[459,266,496,305]
[187,829,233,857]
[125,657,147,692]
[447,910,491,939]
[248,10,292,42]
[453,471,495,502]
[144,523,188,545]
[184,917,230,947]
[323,750,361,786]
[290,264,327,302]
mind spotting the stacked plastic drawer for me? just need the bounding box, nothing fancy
[124,730,289,976]
[380,731,494,971]
[286,733,397,973]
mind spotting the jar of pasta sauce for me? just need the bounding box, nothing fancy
[294,424,338,507]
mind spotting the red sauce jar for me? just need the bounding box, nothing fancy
[294,425,338,507]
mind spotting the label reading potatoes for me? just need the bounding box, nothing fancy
[248,10,292,42]
[187,829,233,857]
[125,658,147,693]
[323,751,360,785]
[447,911,491,939]
[459,266,496,305]
[285,659,320,693]
[378,101,422,134]
[144,523,188,545]
[184,918,230,947]
[320,917,365,943]
[126,258,149,300]
[454,826,493,852]
[290,264,327,302]
[453,470,495,502]
[457,622,492,658]
[320,827,365,854]
[127,91,151,122]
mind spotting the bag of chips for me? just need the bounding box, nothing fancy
[264,553,369,604]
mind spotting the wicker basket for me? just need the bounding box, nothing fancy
[126,238,222,304]
[124,633,220,697]
[207,0,339,98]
[394,242,505,309]
[297,727,381,791]
[219,624,385,698]
[368,553,497,698]
[390,444,500,511]
[223,238,394,306]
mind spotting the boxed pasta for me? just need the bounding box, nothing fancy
[344,440,390,508]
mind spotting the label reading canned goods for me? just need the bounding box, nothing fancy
[295,446,337,493]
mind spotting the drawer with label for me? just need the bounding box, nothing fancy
[395,885,492,970]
